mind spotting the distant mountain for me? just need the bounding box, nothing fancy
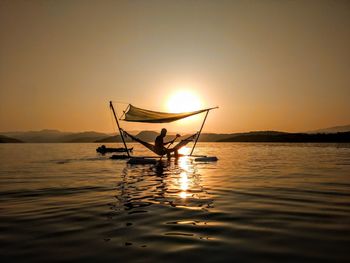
[60,131,108,142]
[136,131,159,142]
[0,135,23,143]
[197,131,287,142]
[95,131,283,144]
[95,135,125,143]
[217,131,287,142]
[0,129,72,143]
[307,124,350,134]
[0,129,109,143]
[197,133,233,142]
[2,128,350,143]
[219,131,350,142]
[96,130,159,143]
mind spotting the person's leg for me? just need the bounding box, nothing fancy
[166,148,174,159]
[166,148,179,159]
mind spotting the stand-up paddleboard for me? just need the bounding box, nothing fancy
[127,157,157,165]
[110,155,219,164]
[97,145,133,154]
[194,156,218,162]
[110,154,130,160]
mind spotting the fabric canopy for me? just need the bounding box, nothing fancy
[123,104,216,123]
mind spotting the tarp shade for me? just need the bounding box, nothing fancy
[123,104,215,123]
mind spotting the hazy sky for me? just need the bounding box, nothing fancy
[1,0,349,133]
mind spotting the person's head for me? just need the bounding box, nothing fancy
[160,128,167,137]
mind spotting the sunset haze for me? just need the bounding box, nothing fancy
[1,0,349,133]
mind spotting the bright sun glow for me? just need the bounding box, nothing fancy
[178,146,191,156]
[167,90,202,113]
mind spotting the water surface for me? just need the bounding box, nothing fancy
[1,143,350,262]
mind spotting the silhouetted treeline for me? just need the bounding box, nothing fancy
[0,135,23,143]
[2,130,350,143]
[219,132,350,143]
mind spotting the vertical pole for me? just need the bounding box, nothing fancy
[190,110,209,156]
[109,101,130,157]
[119,104,130,120]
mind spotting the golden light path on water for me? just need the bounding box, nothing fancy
[178,146,191,156]
[177,148,191,199]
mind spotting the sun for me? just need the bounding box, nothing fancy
[166,90,202,113]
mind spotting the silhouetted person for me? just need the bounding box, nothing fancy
[155,128,179,159]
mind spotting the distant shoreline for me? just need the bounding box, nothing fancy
[1,131,349,143]
[217,132,350,143]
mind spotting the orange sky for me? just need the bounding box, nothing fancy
[1,0,349,133]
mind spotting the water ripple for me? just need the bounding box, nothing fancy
[1,143,350,262]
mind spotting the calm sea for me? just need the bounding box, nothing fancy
[1,143,350,262]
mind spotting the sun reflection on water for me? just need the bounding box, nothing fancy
[179,172,189,199]
[118,153,210,211]
[178,146,191,156]
[178,156,191,199]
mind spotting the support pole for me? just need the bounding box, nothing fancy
[109,101,130,157]
[119,104,130,120]
[190,110,209,156]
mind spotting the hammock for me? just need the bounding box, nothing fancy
[109,102,218,157]
[122,129,197,156]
